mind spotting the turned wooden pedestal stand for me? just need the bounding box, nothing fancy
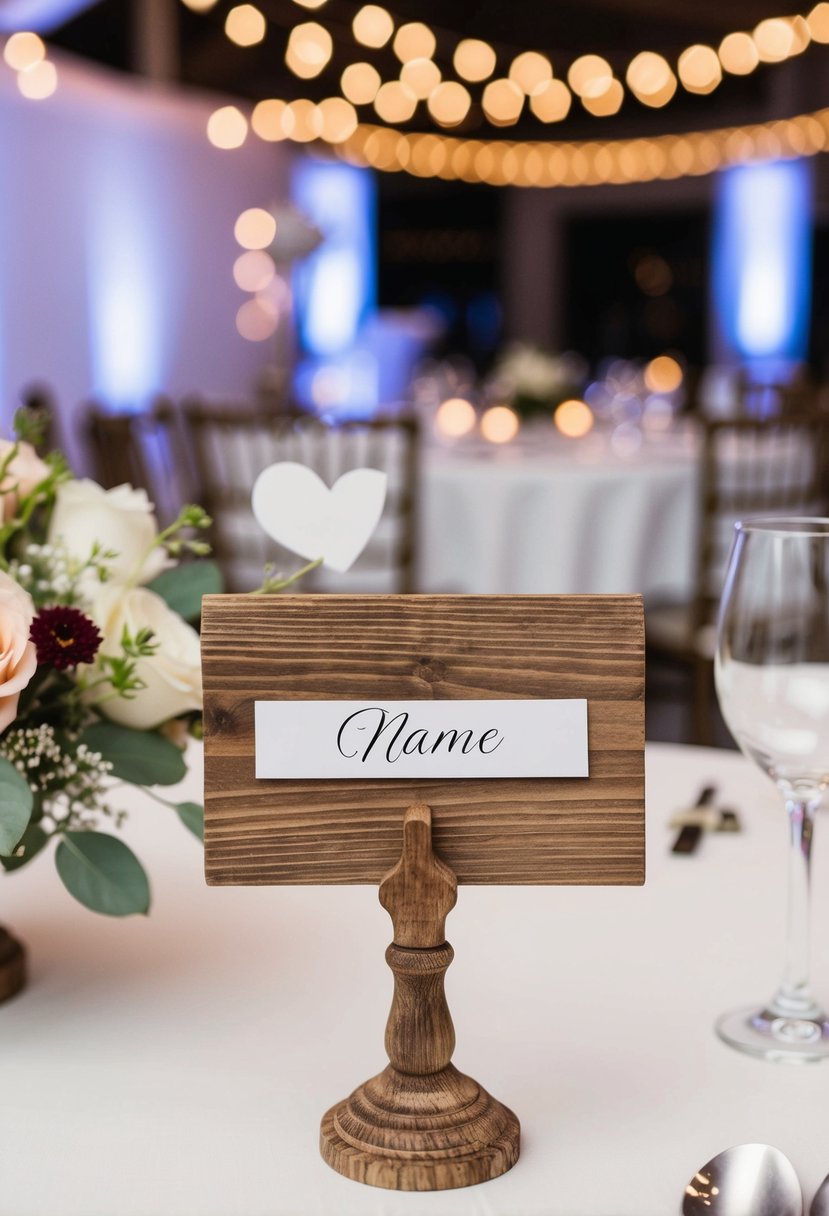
[0,927,26,1003]
[320,804,520,1192]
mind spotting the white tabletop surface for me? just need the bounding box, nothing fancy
[417,425,699,598]
[3,741,829,1216]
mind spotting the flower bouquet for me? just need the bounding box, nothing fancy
[488,343,586,420]
[0,412,218,938]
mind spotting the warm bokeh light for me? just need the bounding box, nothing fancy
[453,38,496,82]
[393,22,436,63]
[530,78,572,122]
[400,57,441,99]
[632,75,677,107]
[225,4,266,47]
[16,58,57,100]
[286,22,332,77]
[317,96,358,142]
[234,207,277,250]
[252,98,288,140]
[718,31,760,74]
[481,405,519,444]
[427,81,471,126]
[352,4,394,48]
[626,51,672,98]
[292,0,328,7]
[236,298,278,341]
[180,0,218,9]
[435,397,476,438]
[809,2,829,42]
[233,250,276,292]
[753,17,794,61]
[207,105,248,148]
[678,44,722,93]
[341,61,381,104]
[644,355,684,393]
[568,55,612,98]
[482,78,524,126]
[788,15,812,53]
[3,31,45,71]
[582,78,623,116]
[283,98,323,141]
[508,51,552,95]
[374,81,417,123]
[554,399,594,438]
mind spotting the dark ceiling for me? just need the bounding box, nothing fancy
[47,0,828,139]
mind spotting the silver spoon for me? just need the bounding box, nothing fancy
[683,1144,802,1216]
[811,1173,829,1216]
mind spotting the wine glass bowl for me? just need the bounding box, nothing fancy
[714,517,829,1061]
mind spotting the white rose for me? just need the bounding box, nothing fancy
[48,480,169,586]
[89,586,202,731]
[0,571,37,732]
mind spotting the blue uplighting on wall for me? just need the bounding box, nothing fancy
[292,158,376,359]
[711,158,812,373]
[85,138,166,409]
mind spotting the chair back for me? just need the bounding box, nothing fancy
[182,401,419,593]
[84,399,194,526]
[693,409,829,636]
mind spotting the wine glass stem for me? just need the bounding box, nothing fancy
[770,794,823,1021]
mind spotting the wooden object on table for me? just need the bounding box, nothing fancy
[0,927,26,1003]
[201,593,645,886]
[181,400,419,593]
[647,409,829,744]
[320,803,520,1191]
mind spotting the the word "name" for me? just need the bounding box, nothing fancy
[337,706,504,765]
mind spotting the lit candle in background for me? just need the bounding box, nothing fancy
[435,397,476,439]
[481,405,519,444]
[554,398,594,438]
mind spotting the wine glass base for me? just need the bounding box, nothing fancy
[716,1004,829,1063]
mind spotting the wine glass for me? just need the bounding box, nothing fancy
[715,517,829,1061]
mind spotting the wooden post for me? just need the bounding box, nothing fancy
[320,804,520,1191]
[0,927,26,1004]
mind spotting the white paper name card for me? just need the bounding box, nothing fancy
[254,699,589,780]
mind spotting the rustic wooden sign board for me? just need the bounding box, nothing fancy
[201,593,645,887]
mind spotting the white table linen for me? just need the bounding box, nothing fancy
[417,427,699,597]
[3,742,829,1216]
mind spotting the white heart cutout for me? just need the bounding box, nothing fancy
[251,462,387,573]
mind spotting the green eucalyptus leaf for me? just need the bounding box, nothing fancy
[175,802,204,841]
[55,832,150,916]
[1,823,48,872]
[80,722,187,787]
[146,561,223,622]
[0,757,34,856]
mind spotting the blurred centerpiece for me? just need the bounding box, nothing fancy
[0,412,219,1001]
[487,343,586,421]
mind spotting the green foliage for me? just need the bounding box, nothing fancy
[80,722,187,787]
[175,802,204,841]
[146,560,223,621]
[1,823,48,872]
[55,831,150,916]
[0,756,34,856]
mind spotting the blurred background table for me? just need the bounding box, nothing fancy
[418,424,699,596]
[3,742,829,1216]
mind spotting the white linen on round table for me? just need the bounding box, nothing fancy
[417,428,699,596]
[2,742,829,1216]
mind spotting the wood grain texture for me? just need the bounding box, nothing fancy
[201,594,645,885]
[320,806,520,1191]
[0,928,26,1004]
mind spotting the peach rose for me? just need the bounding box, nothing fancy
[0,440,50,522]
[0,572,37,732]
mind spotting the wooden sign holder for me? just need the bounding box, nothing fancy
[320,803,520,1190]
[201,593,645,1194]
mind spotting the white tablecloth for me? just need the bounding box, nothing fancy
[3,742,829,1215]
[418,427,699,597]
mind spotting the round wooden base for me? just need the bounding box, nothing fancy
[320,1063,520,1191]
[0,928,26,1004]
